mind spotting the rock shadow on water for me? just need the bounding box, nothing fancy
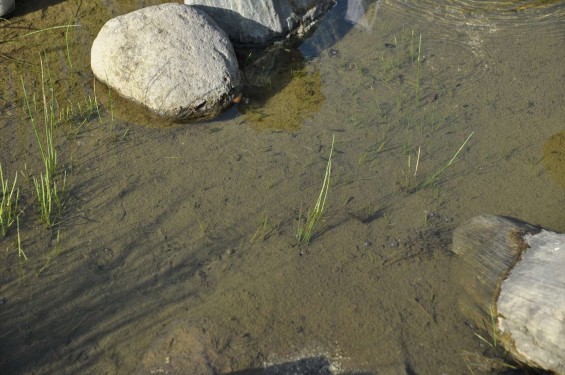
[7,0,63,17]
[234,0,379,131]
[137,320,366,374]
[95,77,245,129]
[236,46,325,132]
[224,357,373,375]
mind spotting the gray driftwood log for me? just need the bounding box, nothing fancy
[452,214,565,374]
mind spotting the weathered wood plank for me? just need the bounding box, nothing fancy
[452,215,565,374]
[451,215,540,331]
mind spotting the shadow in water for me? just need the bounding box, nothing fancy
[234,0,379,131]
[12,0,67,17]
[0,127,244,374]
[299,0,379,58]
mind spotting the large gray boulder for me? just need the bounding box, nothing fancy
[184,0,335,46]
[91,3,240,122]
[0,0,15,17]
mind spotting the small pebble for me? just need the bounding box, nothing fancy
[328,48,339,57]
[388,238,400,248]
[343,62,357,71]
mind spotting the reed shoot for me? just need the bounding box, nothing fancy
[0,163,19,237]
[415,32,422,105]
[1,24,79,46]
[20,58,57,180]
[21,55,66,226]
[416,132,474,190]
[33,171,65,227]
[16,216,26,260]
[250,214,277,244]
[297,135,335,244]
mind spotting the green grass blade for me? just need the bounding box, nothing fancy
[417,132,474,190]
[297,135,335,244]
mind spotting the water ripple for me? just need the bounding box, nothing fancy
[381,0,565,33]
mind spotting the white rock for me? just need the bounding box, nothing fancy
[184,0,335,45]
[0,0,15,17]
[91,3,240,122]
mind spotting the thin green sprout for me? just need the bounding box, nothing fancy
[297,135,335,244]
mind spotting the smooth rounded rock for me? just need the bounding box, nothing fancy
[91,3,240,122]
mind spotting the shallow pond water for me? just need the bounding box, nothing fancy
[1,0,564,374]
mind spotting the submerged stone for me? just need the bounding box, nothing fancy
[91,3,240,122]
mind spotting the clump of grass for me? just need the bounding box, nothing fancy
[250,214,278,244]
[21,55,66,227]
[416,132,474,190]
[59,90,102,129]
[21,57,57,177]
[474,304,498,350]
[0,163,19,237]
[297,135,335,244]
[402,133,474,192]
[401,145,421,190]
[33,171,65,227]
[464,305,518,374]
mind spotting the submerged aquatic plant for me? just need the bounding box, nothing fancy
[297,135,335,244]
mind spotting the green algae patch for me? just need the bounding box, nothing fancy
[239,67,324,131]
[542,131,565,190]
